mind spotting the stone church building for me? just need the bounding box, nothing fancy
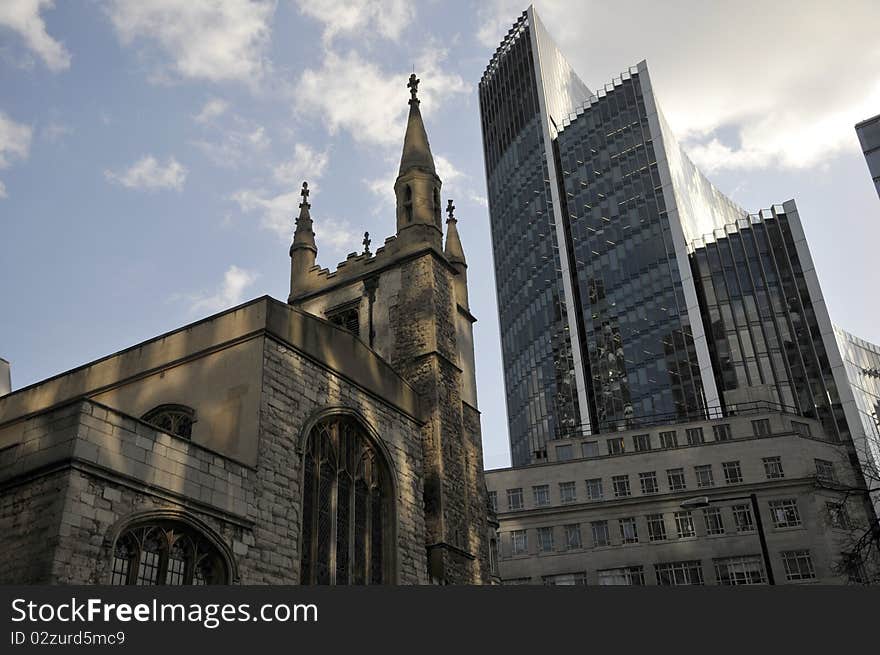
[0,77,494,585]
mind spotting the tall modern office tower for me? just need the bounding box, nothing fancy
[479,7,875,484]
[856,114,880,199]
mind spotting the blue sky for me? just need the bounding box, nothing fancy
[1,1,879,470]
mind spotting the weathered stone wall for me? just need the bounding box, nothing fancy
[0,336,429,585]
[258,337,428,584]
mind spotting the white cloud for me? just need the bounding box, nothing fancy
[0,111,32,198]
[188,265,259,314]
[0,111,32,168]
[295,0,414,43]
[106,0,275,83]
[104,155,187,191]
[232,186,359,255]
[296,48,467,147]
[0,0,70,71]
[193,98,229,124]
[273,143,329,185]
[477,0,880,172]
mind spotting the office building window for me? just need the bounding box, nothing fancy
[815,459,835,484]
[507,488,524,510]
[543,572,587,585]
[781,550,816,581]
[533,485,550,507]
[488,491,497,512]
[536,527,554,553]
[633,434,651,452]
[597,567,645,586]
[612,475,631,498]
[762,456,784,479]
[619,517,638,544]
[695,465,715,488]
[722,461,743,484]
[607,437,625,455]
[686,427,705,445]
[769,499,801,528]
[559,481,577,503]
[667,468,687,491]
[585,478,604,500]
[714,556,766,585]
[639,471,658,495]
[511,530,528,555]
[733,504,755,532]
[659,430,678,449]
[591,521,610,547]
[751,419,771,436]
[704,507,724,535]
[564,524,582,550]
[582,441,599,458]
[647,514,667,541]
[712,423,732,441]
[556,444,574,461]
[655,561,704,586]
[675,511,696,538]
[791,421,812,438]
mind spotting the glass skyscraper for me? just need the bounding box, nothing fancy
[479,6,877,480]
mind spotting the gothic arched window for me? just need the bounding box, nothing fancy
[110,521,228,585]
[300,416,391,585]
[142,404,196,439]
[403,185,413,223]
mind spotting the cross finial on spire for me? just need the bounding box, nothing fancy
[446,199,456,222]
[363,231,371,255]
[407,73,420,104]
[299,181,310,209]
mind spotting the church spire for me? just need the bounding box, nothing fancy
[288,181,317,302]
[444,199,466,265]
[444,199,469,310]
[395,73,442,238]
[398,74,436,176]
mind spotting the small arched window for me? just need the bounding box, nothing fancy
[403,185,413,223]
[433,187,441,227]
[300,415,391,585]
[142,404,195,439]
[111,521,228,585]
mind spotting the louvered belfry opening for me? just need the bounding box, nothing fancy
[300,416,389,585]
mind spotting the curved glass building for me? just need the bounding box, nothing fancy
[479,6,875,478]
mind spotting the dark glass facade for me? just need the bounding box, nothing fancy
[555,70,707,431]
[691,206,849,443]
[479,10,590,465]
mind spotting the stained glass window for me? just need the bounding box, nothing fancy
[300,416,390,585]
[111,521,227,585]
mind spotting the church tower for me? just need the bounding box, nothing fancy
[287,75,491,584]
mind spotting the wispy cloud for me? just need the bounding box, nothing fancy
[0,111,33,198]
[0,0,71,71]
[272,143,329,186]
[105,0,275,83]
[104,155,187,191]
[294,0,414,44]
[193,98,229,124]
[182,265,259,315]
[296,48,467,147]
